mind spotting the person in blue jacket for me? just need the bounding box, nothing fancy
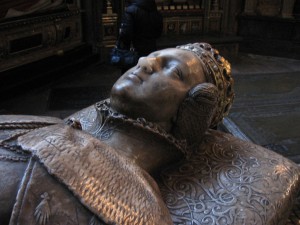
[119,0,163,72]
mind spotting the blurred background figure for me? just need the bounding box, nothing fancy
[118,0,163,73]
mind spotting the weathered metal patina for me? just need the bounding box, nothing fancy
[0,43,299,225]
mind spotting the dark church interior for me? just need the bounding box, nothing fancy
[0,0,300,223]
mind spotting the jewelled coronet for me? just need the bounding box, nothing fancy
[176,42,235,128]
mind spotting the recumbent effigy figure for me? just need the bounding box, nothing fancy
[0,43,299,225]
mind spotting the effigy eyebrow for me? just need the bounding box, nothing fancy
[149,52,160,57]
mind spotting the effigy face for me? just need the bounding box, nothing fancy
[110,48,206,126]
[111,43,234,133]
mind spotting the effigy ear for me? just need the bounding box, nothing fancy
[171,83,218,148]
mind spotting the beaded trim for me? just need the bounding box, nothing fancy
[95,99,187,155]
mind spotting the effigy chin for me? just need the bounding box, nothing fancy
[0,42,299,225]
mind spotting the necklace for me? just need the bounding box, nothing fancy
[94,99,187,155]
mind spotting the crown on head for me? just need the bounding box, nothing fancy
[176,42,235,128]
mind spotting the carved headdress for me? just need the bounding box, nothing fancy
[176,42,234,128]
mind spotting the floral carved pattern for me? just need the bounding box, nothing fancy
[158,130,300,225]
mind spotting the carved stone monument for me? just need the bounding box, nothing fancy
[0,42,299,225]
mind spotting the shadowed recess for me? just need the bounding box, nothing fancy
[228,72,300,162]
[48,86,111,110]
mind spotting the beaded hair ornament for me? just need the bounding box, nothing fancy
[176,43,235,128]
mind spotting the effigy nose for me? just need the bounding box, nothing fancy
[137,57,155,74]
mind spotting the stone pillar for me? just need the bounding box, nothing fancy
[281,0,296,18]
[244,0,257,15]
[203,0,211,33]
[208,0,222,33]
[211,0,219,11]
[106,0,113,14]
[101,0,118,47]
[99,0,118,62]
